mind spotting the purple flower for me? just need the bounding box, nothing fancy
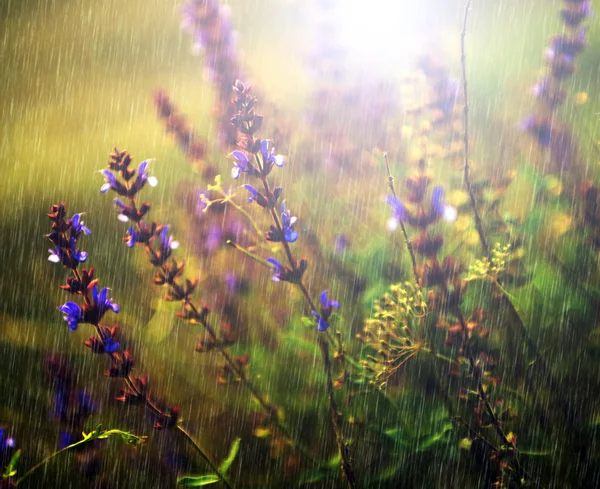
[100,169,118,193]
[431,186,457,223]
[125,227,139,248]
[230,150,251,179]
[281,202,298,243]
[521,115,553,147]
[102,334,120,353]
[386,195,407,231]
[135,160,158,189]
[311,290,340,331]
[160,226,180,251]
[48,245,62,263]
[71,214,91,235]
[259,140,285,168]
[114,199,130,222]
[266,257,285,282]
[92,286,120,319]
[59,302,83,331]
[242,184,260,203]
[70,237,88,262]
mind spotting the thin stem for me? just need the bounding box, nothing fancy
[318,335,356,489]
[384,153,420,285]
[258,173,355,484]
[15,444,74,487]
[460,0,489,258]
[176,425,232,489]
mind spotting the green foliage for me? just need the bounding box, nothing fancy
[80,425,147,446]
[218,438,241,474]
[177,475,221,487]
[177,438,241,487]
[3,449,21,479]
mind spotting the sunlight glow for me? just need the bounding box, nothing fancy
[331,0,422,73]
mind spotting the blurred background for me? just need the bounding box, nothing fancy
[2,0,600,487]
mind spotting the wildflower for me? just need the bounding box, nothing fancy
[266,257,285,282]
[100,169,119,193]
[70,213,91,235]
[281,202,298,242]
[386,195,407,231]
[560,1,592,27]
[58,302,83,331]
[160,225,180,251]
[259,140,285,170]
[312,290,340,331]
[521,115,553,146]
[125,227,139,248]
[91,286,120,320]
[48,245,62,263]
[229,150,253,179]
[70,237,88,263]
[113,199,130,222]
[431,186,457,223]
[243,184,265,206]
[135,160,158,189]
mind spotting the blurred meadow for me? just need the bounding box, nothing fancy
[2,0,600,487]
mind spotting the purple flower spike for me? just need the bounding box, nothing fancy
[312,290,340,331]
[58,302,83,332]
[281,202,298,243]
[266,257,285,282]
[230,150,250,179]
[100,170,118,193]
[71,214,91,235]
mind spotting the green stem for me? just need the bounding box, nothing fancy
[176,425,232,489]
[384,153,420,285]
[15,441,85,486]
[318,335,357,489]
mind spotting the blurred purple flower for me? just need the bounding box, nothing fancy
[266,257,285,282]
[312,290,340,331]
[386,195,407,231]
[100,169,118,193]
[281,202,298,243]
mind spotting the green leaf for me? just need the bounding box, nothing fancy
[300,316,314,329]
[3,449,21,478]
[177,474,221,487]
[218,438,241,474]
[296,453,342,484]
[415,422,453,451]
